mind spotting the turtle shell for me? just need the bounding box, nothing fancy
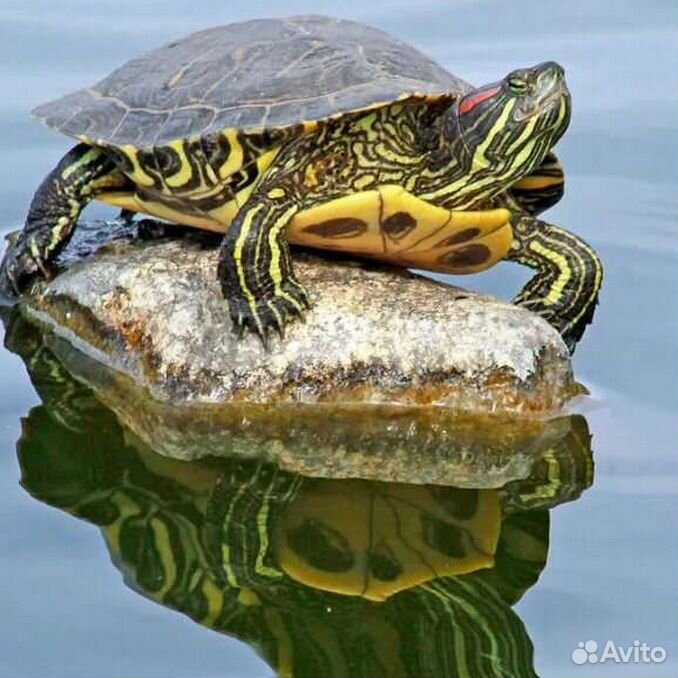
[32,15,471,147]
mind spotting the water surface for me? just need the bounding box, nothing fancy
[0,1,676,677]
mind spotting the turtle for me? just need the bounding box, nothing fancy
[0,15,602,351]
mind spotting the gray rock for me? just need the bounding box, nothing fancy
[18,220,574,415]
[7,320,582,488]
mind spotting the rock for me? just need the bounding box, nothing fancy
[14,219,573,415]
[3,309,588,488]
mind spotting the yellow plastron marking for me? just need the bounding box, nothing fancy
[378,185,454,253]
[387,210,513,275]
[97,179,511,277]
[204,199,242,231]
[289,184,513,274]
[289,190,383,254]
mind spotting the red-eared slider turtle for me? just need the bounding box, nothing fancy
[0,15,602,350]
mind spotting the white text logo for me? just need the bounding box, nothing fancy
[572,640,666,665]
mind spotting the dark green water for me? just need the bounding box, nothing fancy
[0,1,676,677]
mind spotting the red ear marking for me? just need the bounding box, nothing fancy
[459,86,502,115]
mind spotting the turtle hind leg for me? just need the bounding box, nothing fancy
[0,143,126,296]
[136,218,196,242]
[117,208,137,222]
[217,193,309,345]
[115,207,211,246]
[507,216,603,353]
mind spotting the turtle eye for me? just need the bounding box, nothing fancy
[508,76,528,94]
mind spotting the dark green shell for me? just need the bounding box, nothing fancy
[32,15,471,147]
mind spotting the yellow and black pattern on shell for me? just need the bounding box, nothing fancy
[207,97,526,338]
[98,127,289,231]
[96,94,518,251]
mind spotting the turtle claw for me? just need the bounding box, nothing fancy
[117,208,137,223]
[288,300,307,321]
[0,236,44,300]
[0,270,18,302]
[233,318,246,341]
[137,219,189,241]
[32,249,51,279]
[226,281,311,346]
[266,303,287,341]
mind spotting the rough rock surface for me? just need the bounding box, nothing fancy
[17,220,574,415]
[3,314,582,487]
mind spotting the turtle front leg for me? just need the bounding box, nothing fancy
[0,143,124,298]
[217,193,309,343]
[507,215,603,353]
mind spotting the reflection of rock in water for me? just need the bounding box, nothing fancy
[6,311,594,678]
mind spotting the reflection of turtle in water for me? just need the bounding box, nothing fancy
[0,16,602,350]
[12,322,594,678]
[272,479,500,601]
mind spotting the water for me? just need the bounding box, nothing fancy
[0,1,676,676]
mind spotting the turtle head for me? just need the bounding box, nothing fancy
[454,61,571,186]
